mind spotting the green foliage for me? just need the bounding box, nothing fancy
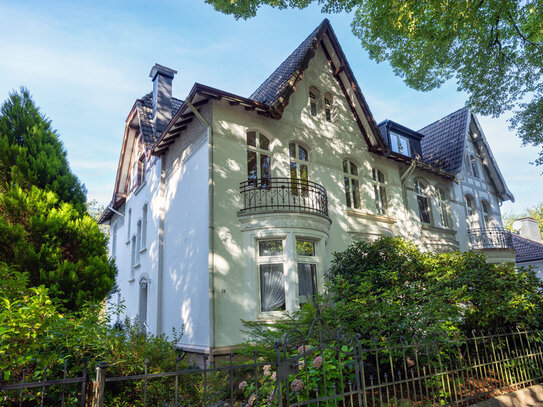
[207,0,543,165]
[0,87,86,210]
[0,184,116,311]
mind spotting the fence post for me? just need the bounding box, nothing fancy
[91,362,108,407]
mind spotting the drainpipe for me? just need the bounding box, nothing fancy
[156,157,166,334]
[400,160,417,213]
[185,97,216,354]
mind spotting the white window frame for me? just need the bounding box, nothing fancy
[435,186,451,229]
[343,160,361,209]
[465,194,479,230]
[309,86,320,117]
[390,132,411,156]
[257,238,287,314]
[324,93,333,122]
[141,203,148,251]
[246,130,272,185]
[372,168,388,215]
[414,179,432,224]
[295,238,318,307]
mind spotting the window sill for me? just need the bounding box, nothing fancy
[421,224,456,235]
[134,181,147,196]
[345,209,396,224]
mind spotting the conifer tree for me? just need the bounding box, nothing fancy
[0,87,87,211]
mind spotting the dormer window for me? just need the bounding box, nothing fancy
[390,132,410,156]
[324,93,333,122]
[309,87,320,117]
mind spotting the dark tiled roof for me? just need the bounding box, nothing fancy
[250,20,327,105]
[512,234,543,263]
[136,92,183,145]
[418,107,469,174]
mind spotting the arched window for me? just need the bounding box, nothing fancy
[343,160,361,209]
[481,200,492,228]
[309,87,320,117]
[414,179,431,224]
[138,277,149,329]
[289,142,309,196]
[372,168,387,215]
[130,137,144,191]
[247,131,271,187]
[470,155,479,178]
[435,186,451,228]
[465,194,479,229]
[324,93,333,122]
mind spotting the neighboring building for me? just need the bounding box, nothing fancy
[99,19,514,356]
[512,218,543,277]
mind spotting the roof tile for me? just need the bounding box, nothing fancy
[512,234,543,263]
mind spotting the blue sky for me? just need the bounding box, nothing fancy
[0,0,540,215]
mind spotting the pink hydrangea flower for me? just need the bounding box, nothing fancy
[238,380,247,390]
[263,364,272,376]
[291,378,305,392]
[298,359,305,369]
[313,356,323,369]
[248,393,257,406]
[271,371,276,380]
[297,345,308,354]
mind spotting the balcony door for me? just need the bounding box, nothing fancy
[247,131,271,188]
[289,142,309,196]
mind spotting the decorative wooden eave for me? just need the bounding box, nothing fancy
[387,152,457,181]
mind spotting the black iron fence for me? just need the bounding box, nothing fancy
[3,325,543,406]
[468,227,514,250]
[240,177,329,217]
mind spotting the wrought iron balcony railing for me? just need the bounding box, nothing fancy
[239,177,328,217]
[467,227,514,250]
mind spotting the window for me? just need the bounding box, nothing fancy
[130,235,136,279]
[289,142,309,196]
[435,186,451,228]
[247,131,271,187]
[482,200,492,228]
[414,180,431,224]
[324,93,333,122]
[139,278,148,328]
[111,223,118,259]
[129,139,144,191]
[390,132,410,156]
[126,209,132,242]
[136,220,142,264]
[296,239,317,306]
[464,153,473,175]
[372,168,388,215]
[470,155,479,178]
[465,195,478,229]
[258,239,285,312]
[309,87,320,117]
[343,160,361,209]
[142,203,148,250]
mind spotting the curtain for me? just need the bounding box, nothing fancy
[298,263,316,301]
[260,264,285,311]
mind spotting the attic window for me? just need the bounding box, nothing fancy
[390,132,410,156]
[470,155,479,178]
[309,87,320,117]
[324,94,332,122]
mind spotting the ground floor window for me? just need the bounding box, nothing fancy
[257,236,321,313]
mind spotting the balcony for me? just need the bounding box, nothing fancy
[239,177,328,217]
[468,227,514,250]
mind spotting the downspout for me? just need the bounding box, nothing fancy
[157,157,166,334]
[400,159,417,211]
[185,97,216,353]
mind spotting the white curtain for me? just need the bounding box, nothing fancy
[260,264,285,311]
[298,263,316,299]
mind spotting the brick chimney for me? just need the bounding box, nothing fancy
[149,64,177,135]
[513,217,542,242]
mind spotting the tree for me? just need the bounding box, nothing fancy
[0,87,87,211]
[0,184,116,311]
[503,202,543,237]
[206,0,543,166]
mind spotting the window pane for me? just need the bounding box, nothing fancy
[289,143,296,158]
[325,108,331,122]
[350,162,358,176]
[260,154,270,180]
[298,263,317,304]
[260,134,270,151]
[247,150,257,182]
[417,196,431,223]
[390,133,399,153]
[352,179,361,209]
[247,131,256,147]
[296,239,315,256]
[399,136,409,155]
[290,161,299,195]
[379,186,387,214]
[378,170,385,183]
[299,164,308,181]
[310,102,317,116]
[343,160,349,174]
[298,145,308,161]
[259,240,283,256]
[372,168,377,181]
[344,177,352,208]
[260,264,285,312]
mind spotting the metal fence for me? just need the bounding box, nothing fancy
[2,323,543,406]
[467,227,514,250]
